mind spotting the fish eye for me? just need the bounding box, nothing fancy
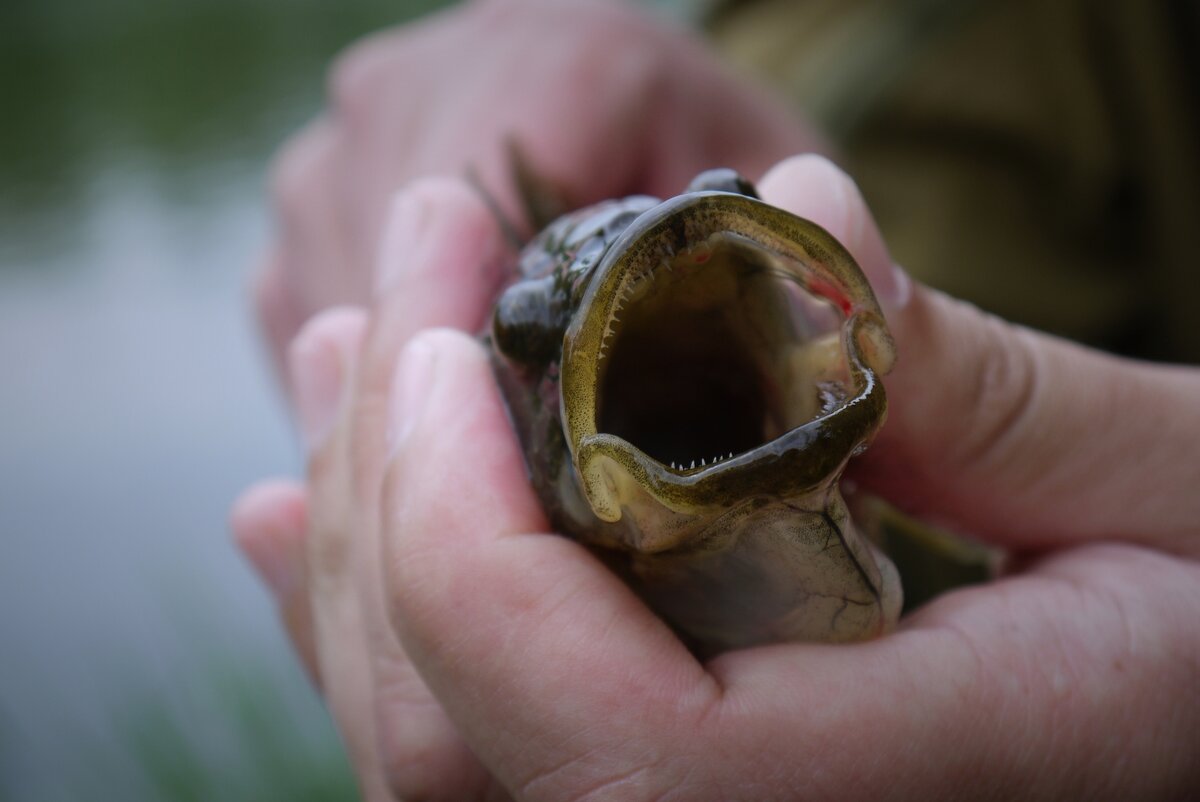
[492,277,566,367]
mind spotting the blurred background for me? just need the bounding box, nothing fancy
[3,0,1193,797]
[0,1,705,798]
[0,0,442,799]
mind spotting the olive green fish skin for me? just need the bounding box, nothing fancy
[490,171,901,652]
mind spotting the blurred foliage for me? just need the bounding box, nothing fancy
[13,648,352,802]
[14,655,362,802]
[0,707,14,802]
[0,0,449,266]
[113,664,358,802]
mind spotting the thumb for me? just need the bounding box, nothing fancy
[759,155,1200,556]
[378,329,715,795]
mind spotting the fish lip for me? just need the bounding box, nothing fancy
[560,192,894,523]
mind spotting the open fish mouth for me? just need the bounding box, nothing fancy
[490,178,904,647]
[561,192,895,527]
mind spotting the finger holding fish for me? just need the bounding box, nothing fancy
[759,156,1200,557]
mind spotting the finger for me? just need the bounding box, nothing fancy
[758,153,907,307]
[381,329,719,797]
[871,292,1200,555]
[368,176,509,355]
[318,183,509,798]
[288,305,369,449]
[709,544,1200,799]
[230,479,319,684]
[269,117,363,314]
[760,155,1200,556]
[289,305,405,798]
[250,251,307,392]
[352,175,510,495]
[239,295,367,691]
[293,304,369,592]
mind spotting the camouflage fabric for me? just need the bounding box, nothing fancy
[706,0,1200,361]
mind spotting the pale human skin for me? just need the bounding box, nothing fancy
[233,2,1200,800]
[254,0,821,377]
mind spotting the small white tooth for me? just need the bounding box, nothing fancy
[690,460,696,469]
[701,457,706,466]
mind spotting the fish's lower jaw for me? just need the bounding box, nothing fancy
[579,453,623,523]
[628,493,903,651]
[576,442,717,552]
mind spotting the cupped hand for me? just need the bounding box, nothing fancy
[255,0,821,380]
[235,157,1200,800]
[236,180,516,800]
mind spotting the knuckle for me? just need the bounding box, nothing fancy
[373,672,496,800]
[328,30,399,119]
[379,745,452,802]
[267,121,333,222]
[953,316,1041,472]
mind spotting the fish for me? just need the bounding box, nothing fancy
[488,169,902,653]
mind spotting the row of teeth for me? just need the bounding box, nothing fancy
[597,257,672,361]
[668,452,736,471]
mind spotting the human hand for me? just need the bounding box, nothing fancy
[234,157,1200,800]
[255,0,821,380]
[235,179,517,800]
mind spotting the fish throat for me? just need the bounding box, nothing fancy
[560,191,893,525]
[594,232,849,475]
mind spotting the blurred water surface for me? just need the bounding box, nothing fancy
[0,0,444,798]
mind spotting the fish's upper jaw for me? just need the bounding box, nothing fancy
[560,192,894,525]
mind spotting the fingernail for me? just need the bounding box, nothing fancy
[879,263,913,312]
[387,336,437,455]
[375,186,432,296]
[290,332,342,448]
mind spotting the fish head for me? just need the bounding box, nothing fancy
[560,191,894,538]
[490,173,901,648]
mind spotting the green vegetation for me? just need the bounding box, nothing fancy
[0,0,447,267]
[113,662,359,802]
